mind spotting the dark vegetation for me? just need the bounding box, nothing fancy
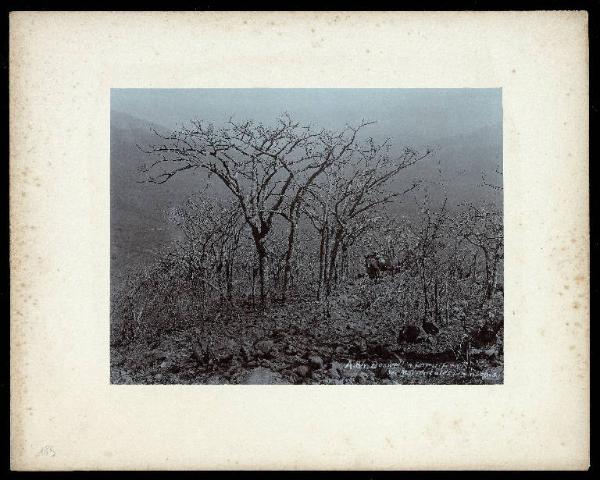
[110,113,503,384]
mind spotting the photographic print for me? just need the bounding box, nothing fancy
[110,88,504,385]
[11,11,589,470]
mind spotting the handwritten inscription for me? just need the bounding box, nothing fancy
[37,445,55,457]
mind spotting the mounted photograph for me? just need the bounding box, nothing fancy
[110,88,503,385]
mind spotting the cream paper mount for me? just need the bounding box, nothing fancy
[9,11,589,470]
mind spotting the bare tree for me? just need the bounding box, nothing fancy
[305,138,432,295]
[452,204,503,304]
[140,113,372,305]
[168,194,244,303]
[406,198,449,322]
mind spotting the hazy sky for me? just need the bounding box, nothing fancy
[111,88,502,146]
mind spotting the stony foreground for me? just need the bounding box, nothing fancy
[111,287,503,385]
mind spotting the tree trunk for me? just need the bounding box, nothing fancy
[226,259,233,300]
[258,251,266,306]
[488,246,501,302]
[482,249,495,304]
[282,218,297,301]
[341,245,348,281]
[444,272,450,326]
[469,252,477,297]
[322,226,331,297]
[326,231,343,296]
[251,232,269,307]
[419,257,429,319]
[434,275,439,321]
[317,228,326,300]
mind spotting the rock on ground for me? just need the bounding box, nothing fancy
[241,367,287,385]
[308,355,324,370]
[254,339,276,357]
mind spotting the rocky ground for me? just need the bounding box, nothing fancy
[111,279,503,385]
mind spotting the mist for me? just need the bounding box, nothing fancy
[111,88,502,146]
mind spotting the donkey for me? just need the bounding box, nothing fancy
[364,253,395,279]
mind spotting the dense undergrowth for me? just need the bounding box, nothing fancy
[111,269,503,385]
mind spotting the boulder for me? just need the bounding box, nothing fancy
[218,352,234,366]
[242,367,286,385]
[374,365,391,380]
[349,337,368,355]
[206,375,227,385]
[191,343,209,364]
[116,372,134,384]
[471,347,498,360]
[308,355,324,370]
[398,325,421,344]
[368,343,393,358]
[354,372,370,384]
[422,320,440,336]
[160,360,181,374]
[330,361,352,378]
[239,345,253,363]
[294,365,312,379]
[254,339,275,357]
[148,349,168,364]
[470,325,498,348]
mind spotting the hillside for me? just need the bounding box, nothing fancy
[110,111,207,286]
[111,110,503,284]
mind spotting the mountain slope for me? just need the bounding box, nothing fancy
[111,111,503,284]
